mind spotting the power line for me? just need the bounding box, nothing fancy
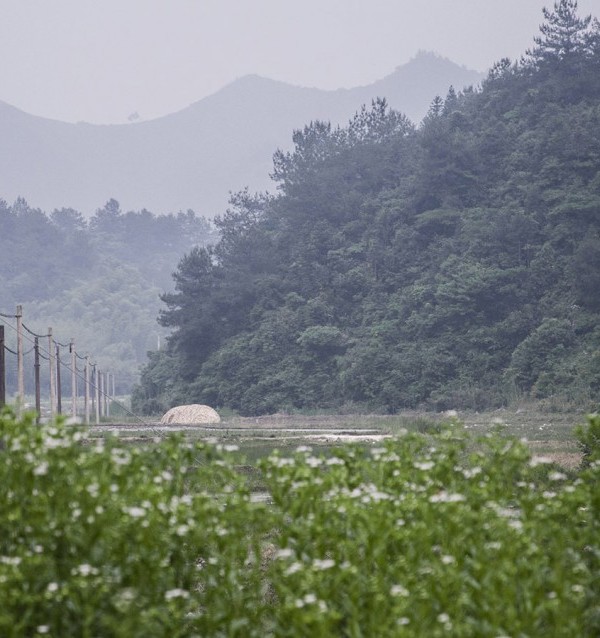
[2,311,168,439]
[21,322,50,339]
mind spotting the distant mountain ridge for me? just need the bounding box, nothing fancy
[0,52,483,217]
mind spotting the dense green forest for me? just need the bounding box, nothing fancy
[0,200,216,391]
[134,1,600,416]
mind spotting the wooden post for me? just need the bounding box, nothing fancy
[94,365,100,425]
[98,371,104,419]
[48,328,56,417]
[34,337,41,423]
[70,339,77,419]
[106,372,111,419]
[56,344,62,415]
[0,325,5,408]
[16,305,24,412]
[84,356,90,425]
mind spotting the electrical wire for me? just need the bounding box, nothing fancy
[1,312,168,439]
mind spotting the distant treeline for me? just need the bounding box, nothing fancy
[0,199,217,391]
[134,1,600,415]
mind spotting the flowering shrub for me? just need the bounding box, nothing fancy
[1,408,599,636]
[0,408,269,637]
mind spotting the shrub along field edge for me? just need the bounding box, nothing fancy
[0,407,598,637]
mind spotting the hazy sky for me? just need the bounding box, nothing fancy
[1,0,598,124]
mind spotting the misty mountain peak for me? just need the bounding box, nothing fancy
[0,54,484,216]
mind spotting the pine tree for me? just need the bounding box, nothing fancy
[529,0,591,65]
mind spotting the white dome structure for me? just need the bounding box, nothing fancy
[160,404,221,425]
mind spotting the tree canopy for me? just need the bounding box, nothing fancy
[134,2,600,415]
[0,201,216,392]
[133,3,600,416]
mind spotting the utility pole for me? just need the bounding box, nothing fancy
[34,337,41,423]
[0,325,5,408]
[70,339,77,419]
[48,328,56,417]
[106,372,111,419]
[98,371,104,419]
[56,344,62,415]
[94,366,100,425]
[84,356,90,425]
[16,305,24,412]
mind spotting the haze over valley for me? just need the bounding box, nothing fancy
[0,53,482,217]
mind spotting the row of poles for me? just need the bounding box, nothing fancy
[0,305,114,424]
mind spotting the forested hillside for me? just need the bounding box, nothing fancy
[134,2,600,416]
[0,200,216,390]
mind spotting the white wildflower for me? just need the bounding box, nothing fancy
[529,456,553,467]
[463,466,482,478]
[313,558,335,571]
[271,457,295,467]
[86,482,100,496]
[224,444,239,452]
[549,471,567,481]
[165,588,189,600]
[295,445,312,453]
[73,564,97,577]
[111,449,131,466]
[123,506,146,518]
[0,556,21,566]
[33,462,49,476]
[118,588,136,602]
[44,436,70,449]
[275,548,294,560]
[414,461,434,471]
[285,562,303,576]
[36,626,50,634]
[429,491,465,503]
[390,584,409,597]
[305,456,322,468]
